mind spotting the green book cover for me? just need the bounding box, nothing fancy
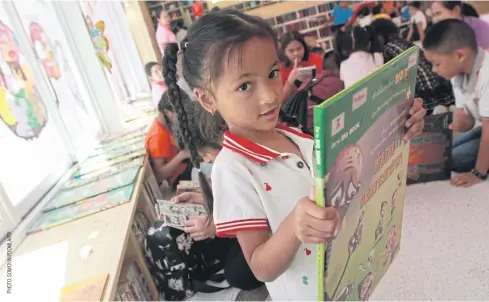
[314,47,419,301]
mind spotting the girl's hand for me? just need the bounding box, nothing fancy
[287,58,302,85]
[404,98,427,141]
[292,189,339,244]
[171,191,204,204]
[184,216,215,241]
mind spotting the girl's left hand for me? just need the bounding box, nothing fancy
[403,98,427,141]
[184,216,216,241]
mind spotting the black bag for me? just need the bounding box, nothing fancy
[144,221,228,301]
[282,73,339,135]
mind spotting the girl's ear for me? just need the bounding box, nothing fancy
[194,88,216,114]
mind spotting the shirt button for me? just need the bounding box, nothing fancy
[297,161,304,169]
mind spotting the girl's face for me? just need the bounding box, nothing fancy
[198,37,283,136]
[150,64,163,82]
[431,2,461,23]
[284,40,305,64]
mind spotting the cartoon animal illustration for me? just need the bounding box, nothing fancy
[29,22,61,80]
[375,201,388,242]
[332,211,364,298]
[333,281,355,301]
[388,189,399,225]
[348,211,364,255]
[378,225,400,267]
[0,21,47,139]
[86,17,112,71]
[359,249,375,271]
[357,272,375,301]
[324,144,363,235]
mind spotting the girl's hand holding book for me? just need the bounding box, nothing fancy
[403,98,427,141]
[171,191,204,205]
[292,188,340,244]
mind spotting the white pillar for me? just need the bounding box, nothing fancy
[51,1,125,136]
[106,1,151,97]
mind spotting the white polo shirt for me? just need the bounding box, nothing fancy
[211,123,319,301]
[451,48,489,123]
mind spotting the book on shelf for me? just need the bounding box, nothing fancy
[116,261,153,301]
[176,180,200,194]
[313,47,419,300]
[407,112,452,185]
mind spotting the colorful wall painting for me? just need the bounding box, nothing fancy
[0,20,47,139]
[29,21,61,80]
[85,16,112,71]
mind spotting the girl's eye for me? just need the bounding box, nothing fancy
[269,69,280,79]
[237,82,251,92]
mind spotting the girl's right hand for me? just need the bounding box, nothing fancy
[292,189,339,244]
[286,58,301,85]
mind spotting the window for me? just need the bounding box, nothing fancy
[14,0,103,159]
[0,5,73,239]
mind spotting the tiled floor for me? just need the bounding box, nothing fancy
[371,180,489,300]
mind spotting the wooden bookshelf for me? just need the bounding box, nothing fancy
[145,0,210,28]
[265,1,340,51]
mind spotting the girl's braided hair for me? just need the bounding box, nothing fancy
[163,9,298,214]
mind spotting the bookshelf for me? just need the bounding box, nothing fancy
[146,1,210,28]
[265,1,340,51]
[145,1,283,28]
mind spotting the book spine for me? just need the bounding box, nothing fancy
[313,105,327,301]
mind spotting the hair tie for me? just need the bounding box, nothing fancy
[179,40,189,52]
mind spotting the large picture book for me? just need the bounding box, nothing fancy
[44,166,141,212]
[313,47,419,301]
[28,184,135,234]
[407,112,452,185]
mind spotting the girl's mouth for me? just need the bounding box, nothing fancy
[259,108,278,119]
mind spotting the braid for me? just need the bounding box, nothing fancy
[163,43,214,216]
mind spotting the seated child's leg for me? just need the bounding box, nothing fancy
[452,127,482,173]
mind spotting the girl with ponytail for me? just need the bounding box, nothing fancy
[336,25,384,87]
[162,9,425,301]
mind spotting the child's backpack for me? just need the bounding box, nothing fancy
[282,72,345,134]
[144,221,228,301]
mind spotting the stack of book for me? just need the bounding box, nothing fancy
[115,262,154,301]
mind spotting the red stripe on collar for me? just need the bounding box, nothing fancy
[222,123,312,163]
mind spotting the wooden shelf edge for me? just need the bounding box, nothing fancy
[128,231,159,301]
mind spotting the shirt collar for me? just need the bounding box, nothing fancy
[465,48,486,92]
[222,123,312,164]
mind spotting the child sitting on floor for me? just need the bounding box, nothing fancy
[423,19,489,187]
[336,25,384,87]
[145,62,167,108]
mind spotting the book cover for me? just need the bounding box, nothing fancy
[65,158,144,189]
[28,184,135,234]
[44,166,141,212]
[314,47,418,301]
[59,272,108,301]
[407,112,452,185]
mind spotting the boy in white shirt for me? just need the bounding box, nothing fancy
[424,19,489,187]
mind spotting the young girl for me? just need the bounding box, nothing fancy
[163,9,426,301]
[279,31,323,102]
[336,25,384,88]
[430,1,489,49]
[144,91,192,188]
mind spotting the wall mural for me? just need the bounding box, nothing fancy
[28,21,88,114]
[85,16,112,71]
[0,20,47,140]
